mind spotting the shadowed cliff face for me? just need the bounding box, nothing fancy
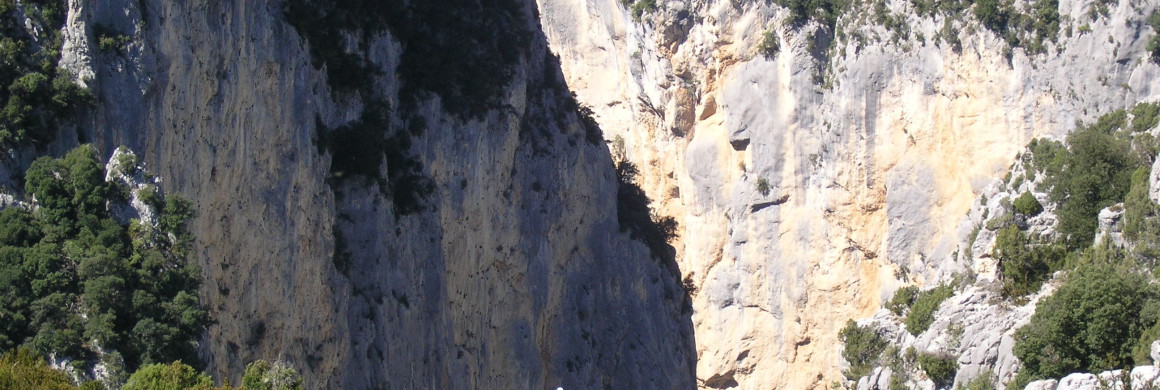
[55,0,696,388]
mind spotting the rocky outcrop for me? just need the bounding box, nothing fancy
[43,0,697,388]
[539,0,1160,387]
[846,282,1048,390]
[1022,342,1160,390]
[1094,204,1126,247]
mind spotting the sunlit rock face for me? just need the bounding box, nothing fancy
[538,0,1160,387]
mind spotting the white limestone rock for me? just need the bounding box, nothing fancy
[1151,157,1160,205]
[1094,204,1126,247]
[1025,379,1059,390]
[856,366,894,390]
[59,0,95,87]
[1132,366,1160,389]
[1152,340,1160,366]
[1056,372,1100,390]
[104,146,159,227]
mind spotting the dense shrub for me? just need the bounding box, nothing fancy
[774,0,850,30]
[1133,102,1160,133]
[629,0,658,21]
[886,285,919,316]
[1012,263,1160,388]
[1150,13,1160,63]
[759,28,780,59]
[1123,167,1156,242]
[973,0,1009,33]
[994,226,1066,298]
[1013,191,1043,216]
[917,352,958,389]
[959,370,997,390]
[1,351,302,390]
[904,284,954,335]
[1134,320,1160,366]
[92,24,130,54]
[1149,36,1160,64]
[1026,138,1063,180]
[122,362,212,390]
[0,348,80,389]
[973,0,1059,55]
[839,319,889,379]
[755,176,771,196]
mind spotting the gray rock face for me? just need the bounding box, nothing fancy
[48,0,697,388]
[1152,340,1160,365]
[1094,204,1126,247]
[1151,157,1160,205]
[857,366,895,390]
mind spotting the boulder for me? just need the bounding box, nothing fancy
[1131,365,1160,389]
[1152,340,1160,366]
[1056,372,1099,390]
[1024,379,1058,390]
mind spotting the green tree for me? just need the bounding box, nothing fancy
[759,29,780,59]
[1012,263,1160,387]
[0,246,31,350]
[61,145,109,220]
[974,0,1009,33]
[1132,102,1160,133]
[905,284,954,335]
[886,285,918,316]
[122,362,212,390]
[1050,117,1137,249]
[25,155,76,240]
[0,145,208,372]
[1123,167,1156,242]
[1012,191,1043,216]
[839,320,888,379]
[917,352,957,389]
[0,207,43,246]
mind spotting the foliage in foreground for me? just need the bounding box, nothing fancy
[1011,261,1160,388]
[0,348,79,389]
[0,145,206,375]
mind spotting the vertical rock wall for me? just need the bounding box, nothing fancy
[53,0,697,388]
[537,0,1160,387]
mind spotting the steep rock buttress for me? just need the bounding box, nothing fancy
[537,0,1160,387]
[49,0,697,388]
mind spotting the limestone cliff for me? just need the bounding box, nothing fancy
[537,0,1160,387]
[41,0,695,388]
